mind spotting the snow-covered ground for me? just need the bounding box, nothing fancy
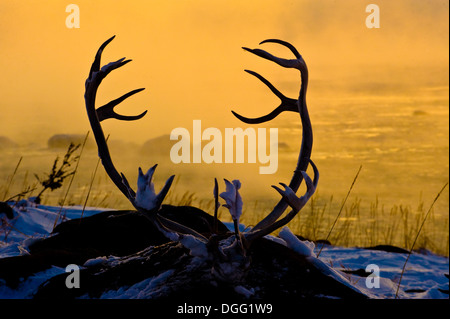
[0,200,448,299]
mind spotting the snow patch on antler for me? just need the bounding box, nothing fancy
[278,226,315,257]
[178,235,210,259]
[134,166,174,211]
[135,166,158,210]
[220,179,243,223]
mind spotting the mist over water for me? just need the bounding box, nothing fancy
[1,74,447,211]
[0,0,448,144]
[1,77,448,253]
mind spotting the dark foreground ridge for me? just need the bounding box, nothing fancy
[0,206,367,300]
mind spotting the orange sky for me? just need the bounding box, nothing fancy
[0,0,448,144]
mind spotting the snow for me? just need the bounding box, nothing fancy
[135,166,159,210]
[178,234,209,259]
[223,221,247,234]
[134,165,175,211]
[0,201,448,299]
[316,245,449,299]
[306,255,369,297]
[96,269,175,299]
[278,226,315,257]
[0,266,66,299]
[219,179,243,223]
[234,285,255,298]
[0,199,106,257]
[83,255,121,268]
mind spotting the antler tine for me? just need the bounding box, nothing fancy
[232,39,305,124]
[97,88,148,122]
[243,159,319,246]
[85,37,213,244]
[85,36,148,200]
[242,39,302,69]
[156,214,208,241]
[88,35,116,80]
[231,70,298,124]
[258,39,301,60]
[234,39,313,232]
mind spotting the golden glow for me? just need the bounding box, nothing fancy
[0,0,448,143]
[0,1,448,236]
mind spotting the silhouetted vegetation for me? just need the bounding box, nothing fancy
[33,143,80,203]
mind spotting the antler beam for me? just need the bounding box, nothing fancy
[84,36,318,266]
[232,39,313,233]
[84,35,174,211]
[243,160,318,245]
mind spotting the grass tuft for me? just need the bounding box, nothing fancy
[395,182,448,298]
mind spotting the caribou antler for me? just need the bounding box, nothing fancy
[84,35,174,212]
[84,36,318,268]
[85,36,212,242]
[231,39,317,247]
[244,160,318,245]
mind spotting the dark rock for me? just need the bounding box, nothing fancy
[0,249,88,289]
[0,202,14,219]
[438,288,449,295]
[140,135,175,158]
[47,134,94,149]
[296,234,331,246]
[0,205,229,286]
[1,204,368,300]
[31,204,229,257]
[363,245,409,254]
[0,136,18,150]
[34,238,367,300]
[278,142,290,151]
[341,268,370,278]
[34,242,189,299]
[413,110,428,116]
[404,289,426,293]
